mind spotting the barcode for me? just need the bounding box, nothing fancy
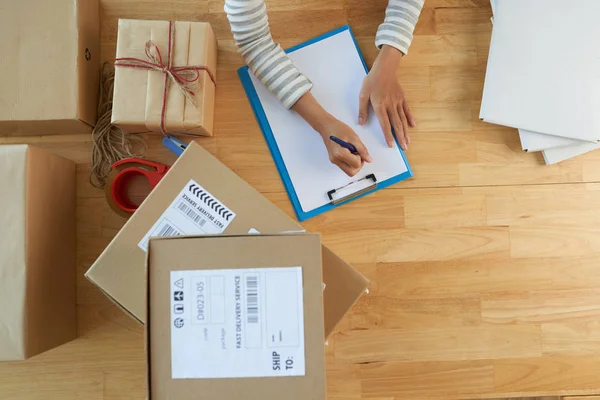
[177,201,207,227]
[246,275,259,324]
[157,222,182,237]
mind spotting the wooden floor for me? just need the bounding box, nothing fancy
[2,0,600,399]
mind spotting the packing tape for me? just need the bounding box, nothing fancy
[105,158,170,218]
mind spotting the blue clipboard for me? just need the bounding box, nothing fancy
[238,25,413,221]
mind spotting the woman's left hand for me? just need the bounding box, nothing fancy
[358,45,416,150]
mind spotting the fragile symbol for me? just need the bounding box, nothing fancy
[174,291,184,301]
[174,304,184,314]
[174,318,184,328]
[174,278,184,289]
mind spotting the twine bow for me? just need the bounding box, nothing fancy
[114,20,216,135]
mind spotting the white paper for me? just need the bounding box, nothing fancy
[170,267,305,379]
[480,0,600,141]
[542,141,600,165]
[519,129,587,152]
[138,179,236,251]
[248,29,409,213]
[488,0,595,153]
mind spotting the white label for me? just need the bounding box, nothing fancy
[138,179,236,251]
[170,267,305,379]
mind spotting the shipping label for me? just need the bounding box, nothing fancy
[138,179,235,251]
[170,267,305,379]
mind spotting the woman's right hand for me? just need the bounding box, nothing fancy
[317,117,371,177]
[292,92,371,177]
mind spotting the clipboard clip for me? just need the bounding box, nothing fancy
[327,174,377,205]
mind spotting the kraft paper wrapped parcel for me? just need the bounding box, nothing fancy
[112,19,217,137]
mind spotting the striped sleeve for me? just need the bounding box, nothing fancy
[224,0,313,109]
[376,0,425,55]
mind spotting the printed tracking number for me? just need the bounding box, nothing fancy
[177,201,208,227]
[157,222,182,237]
[246,275,259,324]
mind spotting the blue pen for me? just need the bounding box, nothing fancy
[329,135,358,154]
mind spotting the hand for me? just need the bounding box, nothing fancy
[292,92,371,177]
[358,45,416,150]
[318,117,371,177]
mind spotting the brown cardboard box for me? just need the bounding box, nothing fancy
[112,19,217,137]
[0,0,99,136]
[147,234,326,400]
[0,145,76,361]
[86,141,368,337]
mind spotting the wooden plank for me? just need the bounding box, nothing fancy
[494,356,600,394]
[481,289,600,324]
[564,397,600,400]
[358,34,478,68]
[403,131,478,166]
[403,192,486,228]
[344,294,482,330]
[375,256,600,298]
[486,185,600,227]
[542,319,600,356]
[431,65,486,101]
[324,226,510,263]
[510,226,600,258]
[434,7,493,35]
[360,360,495,399]
[395,66,432,103]
[334,324,542,363]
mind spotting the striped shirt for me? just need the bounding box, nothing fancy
[225,0,424,109]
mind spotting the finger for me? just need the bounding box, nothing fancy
[398,104,410,146]
[335,160,360,177]
[374,104,394,148]
[389,106,407,150]
[404,101,416,127]
[334,146,362,169]
[352,136,372,163]
[358,87,370,125]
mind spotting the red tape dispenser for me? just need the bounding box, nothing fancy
[105,158,170,217]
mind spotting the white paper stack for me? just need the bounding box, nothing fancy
[483,0,600,164]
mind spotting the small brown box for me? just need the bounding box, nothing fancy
[0,0,100,136]
[147,234,326,400]
[0,145,76,361]
[112,19,217,137]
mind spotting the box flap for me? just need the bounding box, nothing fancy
[24,146,77,358]
[147,234,325,400]
[86,141,367,337]
[322,246,369,336]
[0,145,28,361]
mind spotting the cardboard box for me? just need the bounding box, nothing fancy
[112,19,217,137]
[147,234,326,400]
[0,0,99,136]
[86,141,368,337]
[0,145,76,361]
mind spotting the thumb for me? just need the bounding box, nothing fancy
[358,87,370,125]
